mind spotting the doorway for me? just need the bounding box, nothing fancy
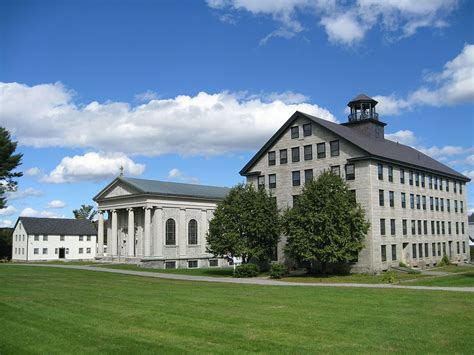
[59,248,65,259]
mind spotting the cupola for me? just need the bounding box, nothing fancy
[341,94,386,140]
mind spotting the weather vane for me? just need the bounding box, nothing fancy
[119,165,124,177]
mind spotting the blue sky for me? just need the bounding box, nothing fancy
[0,0,473,225]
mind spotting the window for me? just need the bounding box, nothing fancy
[437,221,440,235]
[424,221,428,235]
[400,169,405,184]
[304,145,313,160]
[430,197,434,211]
[454,181,457,193]
[460,201,464,213]
[448,222,452,235]
[388,166,393,182]
[439,178,443,191]
[291,126,299,139]
[55,248,58,255]
[390,219,396,235]
[79,235,83,241]
[381,245,387,262]
[268,151,276,166]
[429,175,433,189]
[435,198,439,211]
[331,165,340,177]
[379,190,384,206]
[209,259,218,267]
[412,244,417,259]
[457,241,460,254]
[422,196,426,210]
[280,149,288,164]
[66,248,69,255]
[188,219,198,245]
[292,171,301,186]
[389,191,394,207]
[401,193,406,208]
[447,199,450,212]
[431,221,435,234]
[442,242,446,256]
[437,243,441,256]
[330,140,339,157]
[454,200,458,213]
[462,222,465,234]
[166,219,176,245]
[440,198,444,212]
[165,261,176,269]
[463,242,466,254]
[419,244,423,258]
[421,173,425,187]
[416,195,420,209]
[345,164,355,180]
[391,245,397,261]
[43,235,48,241]
[378,163,383,180]
[411,220,416,235]
[258,176,265,189]
[460,182,463,194]
[317,143,326,158]
[441,222,445,235]
[380,219,386,236]
[303,123,312,136]
[446,179,449,192]
[304,169,313,183]
[87,236,91,241]
[60,235,65,241]
[432,243,436,257]
[34,248,39,255]
[269,174,276,189]
[402,220,407,235]
[292,195,300,207]
[188,260,198,268]
[409,171,413,185]
[415,172,419,186]
[434,177,438,190]
[79,248,83,254]
[418,220,422,235]
[410,194,414,209]
[291,147,300,162]
[86,247,91,254]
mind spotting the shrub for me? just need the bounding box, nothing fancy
[399,261,407,268]
[382,271,398,284]
[269,263,288,279]
[438,255,451,267]
[408,269,421,275]
[233,263,260,278]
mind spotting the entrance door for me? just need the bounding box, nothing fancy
[402,243,409,264]
[59,248,65,259]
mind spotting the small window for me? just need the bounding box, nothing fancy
[79,235,83,242]
[188,219,198,245]
[43,235,48,241]
[410,194,414,209]
[330,140,339,157]
[378,163,383,180]
[429,175,433,189]
[79,248,83,254]
[416,195,420,209]
[424,221,428,235]
[415,172,419,186]
[439,178,443,191]
[292,195,300,207]
[381,245,387,262]
[34,248,39,255]
[391,245,397,261]
[345,164,355,180]
[257,176,265,189]
[421,173,425,187]
[292,171,301,187]
[432,243,436,257]
[269,174,276,189]
[291,126,299,139]
[388,166,393,182]
[380,219,386,236]
[165,261,176,269]
[418,220,422,235]
[304,169,313,183]
[55,248,58,254]
[279,149,288,164]
[304,145,312,160]
[43,248,48,255]
[303,123,312,137]
[400,169,405,184]
[389,191,394,207]
[409,171,413,185]
[446,179,449,191]
[209,259,218,267]
[60,235,65,241]
[66,248,69,255]
[379,190,384,207]
[331,165,340,177]
[390,219,396,235]
[291,147,300,162]
[317,143,326,159]
[422,196,426,210]
[268,151,276,166]
[188,260,198,268]
[87,236,91,242]
[401,193,406,208]
[166,219,176,245]
[412,244,417,259]
[402,220,407,235]
[411,220,416,235]
[419,244,423,258]
[86,247,91,254]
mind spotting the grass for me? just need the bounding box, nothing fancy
[279,271,429,284]
[25,260,101,266]
[1,265,473,353]
[431,265,474,273]
[95,263,236,277]
[403,272,474,287]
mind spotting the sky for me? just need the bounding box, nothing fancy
[0,0,473,226]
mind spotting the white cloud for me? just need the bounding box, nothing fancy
[134,90,159,102]
[0,206,17,216]
[42,152,145,184]
[20,207,61,218]
[418,146,474,159]
[207,0,458,45]
[0,82,336,157]
[6,187,44,200]
[375,44,474,115]
[168,168,199,184]
[462,170,474,181]
[0,220,13,228]
[385,130,417,146]
[24,167,41,177]
[47,200,66,209]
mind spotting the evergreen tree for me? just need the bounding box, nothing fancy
[0,127,23,209]
[73,204,97,221]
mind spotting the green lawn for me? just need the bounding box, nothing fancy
[0,265,473,353]
[431,265,474,273]
[404,272,474,287]
[279,271,428,284]
[95,263,236,277]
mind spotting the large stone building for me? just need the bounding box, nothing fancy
[93,177,230,268]
[240,94,470,273]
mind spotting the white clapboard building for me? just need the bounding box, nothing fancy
[11,217,98,261]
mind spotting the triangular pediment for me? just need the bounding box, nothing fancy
[93,178,142,201]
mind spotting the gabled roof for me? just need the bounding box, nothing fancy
[16,217,97,235]
[94,177,231,201]
[240,111,470,182]
[348,94,378,105]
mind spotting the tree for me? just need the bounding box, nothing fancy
[206,183,280,264]
[282,171,370,274]
[0,228,13,260]
[0,127,23,209]
[73,204,97,220]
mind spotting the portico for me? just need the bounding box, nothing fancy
[94,176,231,268]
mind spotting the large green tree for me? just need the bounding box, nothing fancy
[282,171,370,273]
[73,204,97,221]
[206,183,280,264]
[0,127,23,209]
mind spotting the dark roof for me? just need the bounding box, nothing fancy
[348,94,378,105]
[95,177,231,201]
[17,217,97,235]
[240,111,470,182]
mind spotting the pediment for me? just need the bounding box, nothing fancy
[95,179,141,200]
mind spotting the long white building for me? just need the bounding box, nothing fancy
[11,217,97,261]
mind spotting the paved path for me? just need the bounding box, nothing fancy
[10,263,474,293]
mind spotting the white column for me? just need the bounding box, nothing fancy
[144,206,152,257]
[97,211,104,256]
[106,211,112,256]
[127,208,135,257]
[179,208,186,256]
[111,210,118,257]
[153,207,163,257]
[201,209,208,255]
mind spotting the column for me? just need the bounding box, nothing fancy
[106,211,112,256]
[127,208,135,257]
[144,206,152,257]
[179,208,186,256]
[111,210,118,257]
[153,207,163,257]
[97,211,104,256]
[201,209,208,255]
